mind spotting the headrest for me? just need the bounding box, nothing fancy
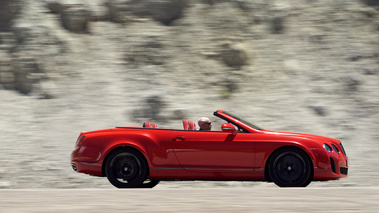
[143,121,151,128]
[182,119,189,130]
[188,121,196,130]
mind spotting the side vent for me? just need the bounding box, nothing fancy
[330,157,336,173]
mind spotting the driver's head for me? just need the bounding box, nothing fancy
[198,117,212,130]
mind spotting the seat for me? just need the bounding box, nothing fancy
[188,121,196,130]
[143,121,158,128]
[182,119,189,130]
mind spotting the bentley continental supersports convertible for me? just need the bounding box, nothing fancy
[71,110,348,188]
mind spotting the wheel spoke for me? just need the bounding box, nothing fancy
[110,153,141,183]
[105,150,148,188]
[276,155,304,182]
[269,149,311,187]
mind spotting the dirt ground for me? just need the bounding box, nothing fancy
[1,187,378,212]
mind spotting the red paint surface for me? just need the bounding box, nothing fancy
[71,110,348,182]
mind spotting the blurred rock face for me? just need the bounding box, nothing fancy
[0,0,378,101]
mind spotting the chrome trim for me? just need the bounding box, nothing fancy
[314,169,328,172]
[151,167,262,172]
[80,162,102,167]
[150,167,182,170]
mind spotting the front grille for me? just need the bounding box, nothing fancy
[340,167,348,175]
[330,157,336,173]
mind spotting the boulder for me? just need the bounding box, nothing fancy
[46,0,108,21]
[270,16,285,34]
[148,0,189,25]
[45,1,92,33]
[219,43,248,69]
[342,75,363,92]
[124,40,167,65]
[0,0,22,31]
[12,56,46,94]
[197,0,227,5]
[308,105,328,117]
[131,95,167,122]
[11,25,66,54]
[45,0,70,14]
[107,0,188,25]
[60,5,91,33]
[7,23,66,96]
[0,32,16,51]
[0,51,14,89]
[361,0,379,6]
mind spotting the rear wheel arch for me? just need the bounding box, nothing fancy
[264,146,314,183]
[102,146,150,177]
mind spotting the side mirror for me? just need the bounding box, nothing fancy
[221,123,237,136]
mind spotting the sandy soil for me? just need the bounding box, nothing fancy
[1,187,378,212]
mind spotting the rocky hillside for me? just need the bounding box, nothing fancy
[0,0,378,188]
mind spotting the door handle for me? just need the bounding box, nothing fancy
[174,136,185,142]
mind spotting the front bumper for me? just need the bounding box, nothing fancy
[313,146,348,180]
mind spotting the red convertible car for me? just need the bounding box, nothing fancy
[71,110,348,188]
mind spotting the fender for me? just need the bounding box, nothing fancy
[255,141,317,171]
[100,129,180,170]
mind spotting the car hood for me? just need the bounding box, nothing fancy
[261,130,339,143]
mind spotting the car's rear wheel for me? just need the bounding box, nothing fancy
[268,148,312,187]
[105,149,148,188]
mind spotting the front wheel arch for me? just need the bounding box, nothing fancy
[265,146,314,185]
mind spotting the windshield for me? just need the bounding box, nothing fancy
[222,111,264,130]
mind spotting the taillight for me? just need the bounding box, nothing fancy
[75,135,85,148]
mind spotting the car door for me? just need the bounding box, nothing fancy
[170,130,255,172]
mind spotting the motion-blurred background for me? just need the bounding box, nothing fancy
[0,0,378,188]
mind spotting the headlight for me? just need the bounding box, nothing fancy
[331,144,340,154]
[323,143,333,152]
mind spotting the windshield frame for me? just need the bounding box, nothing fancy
[214,110,264,131]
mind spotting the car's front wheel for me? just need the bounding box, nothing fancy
[140,179,160,188]
[268,147,312,187]
[105,149,148,188]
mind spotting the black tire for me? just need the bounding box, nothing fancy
[140,179,160,188]
[268,148,312,187]
[105,149,148,188]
